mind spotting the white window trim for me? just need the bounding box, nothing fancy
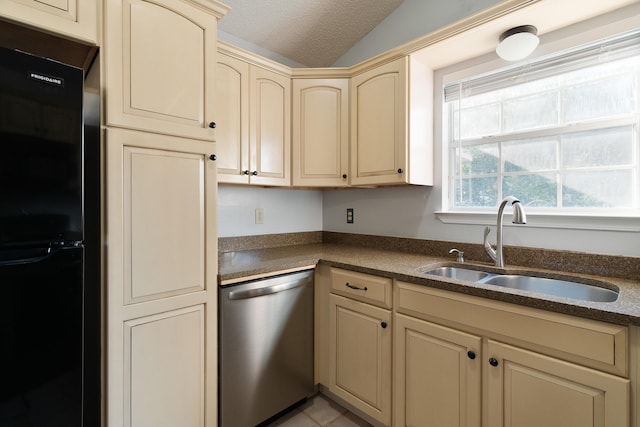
[433,7,640,232]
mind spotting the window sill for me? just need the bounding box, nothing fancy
[434,211,640,232]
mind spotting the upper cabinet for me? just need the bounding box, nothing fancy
[292,77,349,187]
[104,0,228,141]
[215,52,249,183]
[216,43,433,189]
[0,0,98,44]
[350,56,433,186]
[215,46,291,186]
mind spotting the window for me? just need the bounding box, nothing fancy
[444,30,640,215]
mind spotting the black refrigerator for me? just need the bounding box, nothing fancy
[0,47,100,426]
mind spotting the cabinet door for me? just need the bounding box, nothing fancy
[0,0,97,43]
[292,78,349,187]
[394,314,481,427]
[249,66,291,186]
[215,52,250,184]
[105,128,218,427]
[486,340,629,427]
[105,0,225,140]
[329,293,391,425]
[350,57,407,186]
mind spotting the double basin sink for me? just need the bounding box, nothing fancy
[425,266,618,303]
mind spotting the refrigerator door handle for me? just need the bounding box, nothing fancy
[0,245,78,266]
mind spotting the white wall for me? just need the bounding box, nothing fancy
[217,185,323,237]
[322,187,639,257]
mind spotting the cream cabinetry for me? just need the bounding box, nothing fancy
[292,77,349,187]
[395,281,630,427]
[215,52,249,183]
[486,339,628,427]
[328,268,392,425]
[104,0,228,140]
[105,128,218,427]
[350,56,433,186]
[215,46,291,186]
[0,0,98,44]
[394,313,481,427]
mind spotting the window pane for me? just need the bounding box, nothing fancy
[458,103,501,140]
[563,74,635,123]
[503,91,558,132]
[503,76,560,98]
[504,174,558,207]
[504,137,557,172]
[454,177,497,207]
[454,144,499,176]
[563,170,633,207]
[562,126,634,168]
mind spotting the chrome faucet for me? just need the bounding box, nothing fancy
[449,248,464,263]
[484,196,527,268]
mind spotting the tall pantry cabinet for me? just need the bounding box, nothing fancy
[102,1,228,426]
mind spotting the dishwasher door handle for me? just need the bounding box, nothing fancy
[228,279,309,300]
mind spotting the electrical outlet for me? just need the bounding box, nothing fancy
[255,208,264,224]
[346,208,354,224]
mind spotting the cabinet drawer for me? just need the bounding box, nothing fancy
[397,282,628,376]
[330,268,392,309]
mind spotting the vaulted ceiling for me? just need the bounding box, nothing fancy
[217,0,405,67]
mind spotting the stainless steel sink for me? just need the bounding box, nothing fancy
[480,275,619,303]
[425,267,490,282]
[424,266,619,303]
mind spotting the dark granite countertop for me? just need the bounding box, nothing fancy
[219,242,640,326]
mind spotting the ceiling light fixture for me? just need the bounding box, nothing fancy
[496,25,539,61]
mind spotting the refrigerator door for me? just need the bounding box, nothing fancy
[0,47,84,248]
[0,245,84,426]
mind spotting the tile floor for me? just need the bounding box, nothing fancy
[265,394,373,427]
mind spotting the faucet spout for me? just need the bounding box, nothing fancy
[484,196,527,268]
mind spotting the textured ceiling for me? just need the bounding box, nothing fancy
[217,0,405,67]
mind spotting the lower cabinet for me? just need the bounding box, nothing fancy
[485,340,629,427]
[394,314,481,427]
[395,281,630,427]
[319,270,631,427]
[329,294,392,424]
[328,268,392,425]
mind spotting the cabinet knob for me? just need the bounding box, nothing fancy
[342,174,347,179]
[243,170,250,175]
[380,321,387,329]
[209,122,216,128]
[209,154,217,161]
[467,351,476,360]
[489,357,499,367]
[251,171,258,176]
[397,168,404,174]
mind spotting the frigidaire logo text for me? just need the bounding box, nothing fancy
[29,72,64,87]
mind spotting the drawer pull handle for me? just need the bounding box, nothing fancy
[345,282,367,291]
[467,351,476,360]
[489,357,499,367]
[381,321,387,329]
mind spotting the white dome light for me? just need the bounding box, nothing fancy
[496,25,539,61]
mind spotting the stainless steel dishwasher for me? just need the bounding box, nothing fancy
[219,269,314,426]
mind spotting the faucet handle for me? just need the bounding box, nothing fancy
[449,248,464,263]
